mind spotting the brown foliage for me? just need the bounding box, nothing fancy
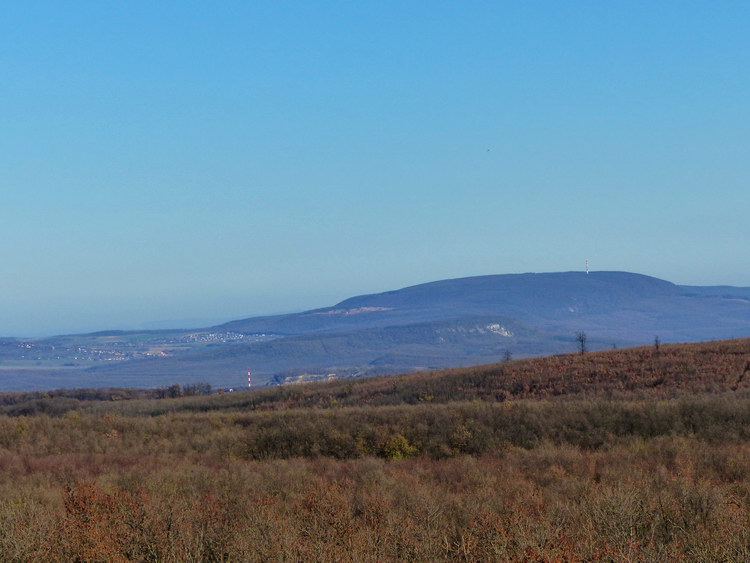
[2,445,750,560]
[1,338,750,559]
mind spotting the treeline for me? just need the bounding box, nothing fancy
[0,387,156,406]
[0,382,214,417]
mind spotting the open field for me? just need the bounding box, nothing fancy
[1,338,750,560]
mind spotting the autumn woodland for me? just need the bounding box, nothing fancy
[2,338,750,561]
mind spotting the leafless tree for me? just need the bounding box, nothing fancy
[576,331,587,356]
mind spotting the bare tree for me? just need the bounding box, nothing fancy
[576,331,587,356]
[503,350,513,362]
[166,383,183,398]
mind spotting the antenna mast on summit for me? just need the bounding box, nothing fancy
[247,368,252,389]
[585,260,589,275]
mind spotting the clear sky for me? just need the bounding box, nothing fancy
[2,1,749,336]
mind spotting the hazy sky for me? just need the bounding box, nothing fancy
[2,1,749,336]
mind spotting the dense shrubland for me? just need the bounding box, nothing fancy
[1,338,750,560]
[2,397,750,461]
[2,439,750,561]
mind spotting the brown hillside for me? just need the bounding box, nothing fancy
[2,337,749,417]
[223,337,750,411]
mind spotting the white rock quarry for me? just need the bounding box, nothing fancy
[486,323,513,337]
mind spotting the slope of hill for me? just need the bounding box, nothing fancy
[1,271,750,390]
[218,271,684,334]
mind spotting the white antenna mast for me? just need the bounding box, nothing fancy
[585,259,589,275]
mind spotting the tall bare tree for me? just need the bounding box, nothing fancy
[576,331,587,356]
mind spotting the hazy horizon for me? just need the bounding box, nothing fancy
[3,2,749,336]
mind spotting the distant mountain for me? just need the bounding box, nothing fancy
[2,271,750,390]
[215,270,750,345]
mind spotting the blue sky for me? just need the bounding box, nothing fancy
[2,1,749,336]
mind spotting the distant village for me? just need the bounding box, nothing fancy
[0,332,273,365]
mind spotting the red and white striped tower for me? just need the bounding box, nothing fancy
[247,368,252,389]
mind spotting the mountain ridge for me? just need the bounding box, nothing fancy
[1,270,750,390]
